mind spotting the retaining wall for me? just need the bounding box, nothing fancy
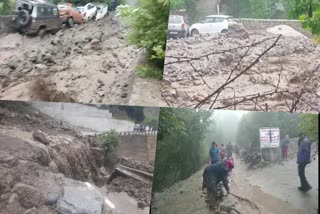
[234,18,306,34]
[116,133,158,161]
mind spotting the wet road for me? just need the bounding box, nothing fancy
[248,156,318,214]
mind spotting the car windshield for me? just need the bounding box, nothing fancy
[77,7,84,13]
[169,16,182,24]
[57,4,68,10]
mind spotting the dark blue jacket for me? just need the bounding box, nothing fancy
[203,161,229,192]
[297,136,312,164]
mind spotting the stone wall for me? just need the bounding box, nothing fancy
[116,133,158,161]
[32,101,135,133]
[234,18,305,33]
[0,15,15,35]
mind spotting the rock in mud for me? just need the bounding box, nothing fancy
[137,201,147,209]
[45,192,59,206]
[32,130,50,145]
[13,183,42,209]
[56,183,105,214]
[0,151,18,167]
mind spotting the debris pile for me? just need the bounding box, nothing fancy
[162,24,320,112]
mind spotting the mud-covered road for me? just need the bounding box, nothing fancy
[162,25,320,112]
[151,155,316,214]
[0,12,161,106]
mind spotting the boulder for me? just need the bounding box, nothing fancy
[32,130,50,145]
[56,183,105,214]
[45,192,59,206]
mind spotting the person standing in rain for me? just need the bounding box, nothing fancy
[282,133,290,161]
[209,142,220,164]
[111,0,116,11]
[297,133,313,192]
[226,143,233,159]
[220,144,227,161]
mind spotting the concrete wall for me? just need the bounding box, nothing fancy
[116,133,158,161]
[0,16,15,35]
[234,18,304,33]
[32,101,135,132]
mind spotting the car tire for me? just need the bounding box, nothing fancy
[67,18,74,28]
[221,29,228,33]
[38,29,46,39]
[191,29,199,37]
[17,9,31,27]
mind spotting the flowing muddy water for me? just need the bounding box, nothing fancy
[151,155,308,214]
[0,12,162,106]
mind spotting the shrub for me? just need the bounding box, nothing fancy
[100,129,120,152]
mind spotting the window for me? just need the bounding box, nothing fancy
[169,16,182,24]
[37,6,56,16]
[202,17,214,23]
[214,17,224,23]
[37,7,45,16]
[87,4,93,9]
[53,7,58,16]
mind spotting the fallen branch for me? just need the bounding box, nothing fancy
[165,36,277,65]
[195,34,282,109]
[230,192,261,214]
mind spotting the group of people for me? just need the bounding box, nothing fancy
[202,133,314,203]
[202,142,234,201]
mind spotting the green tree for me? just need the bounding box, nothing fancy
[0,0,14,15]
[116,0,169,78]
[100,129,120,152]
[299,113,319,142]
[287,0,320,42]
[236,112,301,149]
[153,108,212,191]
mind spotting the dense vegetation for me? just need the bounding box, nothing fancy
[153,108,213,192]
[99,129,120,153]
[116,0,169,79]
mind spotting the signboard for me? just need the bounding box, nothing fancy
[259,128,280,148]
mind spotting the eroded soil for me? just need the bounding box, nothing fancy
[0,13,161,106]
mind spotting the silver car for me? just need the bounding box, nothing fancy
[168,15,189,39]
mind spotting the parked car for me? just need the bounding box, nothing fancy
[189,15,236,36]
[57,3,83,27]
[168,15,189,39]
[95,3,108,20]
[12,0,63,38]
[77,3,97,23]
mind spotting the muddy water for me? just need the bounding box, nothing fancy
[152,155,307,214]
[107,192,149,214]
[247,157,318,214]
[0,12,162,107]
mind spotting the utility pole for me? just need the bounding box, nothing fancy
[217,0,222,15]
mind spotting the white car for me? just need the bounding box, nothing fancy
[189,15,236,36]
[77,3,97,23]
[95,3,108,20]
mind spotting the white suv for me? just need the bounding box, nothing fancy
[189,15,236,36]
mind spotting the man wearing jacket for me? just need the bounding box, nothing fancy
[297,134,312,192]
[202,159,234,200]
